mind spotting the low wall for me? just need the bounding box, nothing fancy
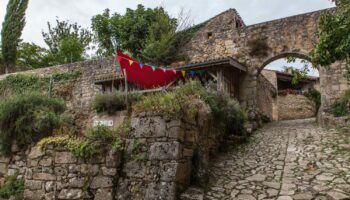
[0,145,121,200]
[0,102,223,200]
[116,102,222,199]
[278,94,316,121]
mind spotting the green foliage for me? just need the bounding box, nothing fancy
[0,71,81,97]
[1,0,29,73]
[92,5,175,58]
[134,81,247,136]
[42,19,92,65]
[16,42,50,69]
[331,89,350,117]
[0,174,24,199]
[311,0,350,70]
[304,89,321,114]
[91,91,141,114]
[0,93,66,155]
[38,125,125,160]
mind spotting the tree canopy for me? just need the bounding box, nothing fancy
[42,19,92,65]
[311,0,350,67]
[1,0,29,73]
[91,5,181,64]
[16,42,50,69]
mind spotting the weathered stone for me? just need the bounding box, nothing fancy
[25,180,42,190]
[277,196,293,200]
[68,177,85,188]
[90,176,113,189]
[58,189,83,199]
[246,174,266,182]
[24,189,45,200]
[0,163,7,176]
[263,181,281,189]
[101,167,117,176]
[293,193,313,200]
[28,146,45,159]
[33,173,56,181]
[39,157,53,166]
[94,188,113,200]
[45,181,55,192]
[326,191,350,200]
[149,142,181,160]
[55,152,77,164]
[180,187,204,200]
[237,194,256,200]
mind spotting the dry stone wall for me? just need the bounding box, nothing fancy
[278,94,316,121]
[0,101,223,200]
[0,145,121,200]
[116,102,222,200]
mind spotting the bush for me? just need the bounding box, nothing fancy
[304,89,321,114]
[0,93,66,155]
[91,91,142,114]
[0,174,24,199]
[134,81,247,136]
[331,89,350,117]
[38,125,125,160]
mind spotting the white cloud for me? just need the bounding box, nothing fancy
[0,0,335,48]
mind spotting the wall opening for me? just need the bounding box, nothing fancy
[258,55,320,121]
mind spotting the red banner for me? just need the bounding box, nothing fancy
[116,51,181,89]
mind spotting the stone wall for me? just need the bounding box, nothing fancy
[116,102,222,199]
[0,101,222,200]
[0,145,121,200]
[278,94,316,121]
[257,74,278,121]
[0,58,115,113]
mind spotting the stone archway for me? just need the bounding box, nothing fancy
[256,52,319,122]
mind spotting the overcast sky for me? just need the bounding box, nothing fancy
[0,0,335,76]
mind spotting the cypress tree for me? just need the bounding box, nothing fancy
[1,0,29,74]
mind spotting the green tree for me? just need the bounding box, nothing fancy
[91,5,177,59]
[141,8,178,65]
[311,0,350,68]
[42,19,92,65]
[1,0,29,74]
[16,42,50,69]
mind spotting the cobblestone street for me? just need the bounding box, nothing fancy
[205,119,350,200]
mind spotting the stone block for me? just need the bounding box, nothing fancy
[101,167,117,176]
[24,189,45,200]
[94,188,113,200]
[55,152,77,164]
[149,142,181,160]
[25,180,42,190]
[90,176,113,189]
[28,146,45,159]
[45,181,55,192]
[0,163,7,176]
[68,177,85,188]
[145,181,176,200]
[124,161,146,179]
[33,173,56,181]
[131,117,166,138]
[39,157,53,167]
[58,189,83,199]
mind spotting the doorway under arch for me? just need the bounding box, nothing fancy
[257,54,320,122]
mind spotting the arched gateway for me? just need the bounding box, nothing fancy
[175,6,348,128]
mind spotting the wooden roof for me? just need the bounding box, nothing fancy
[176,57,247,72]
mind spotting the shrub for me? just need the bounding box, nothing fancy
[0,174,24,199]
[38,125,125,160]
[304,89,321,114]
[331,89,350,117]
[134,81,247,136]
[91,91,142,114]
[0,93,66,155]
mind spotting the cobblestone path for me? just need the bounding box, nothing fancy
[205,119,350,200]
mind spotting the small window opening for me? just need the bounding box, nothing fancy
[207,32,213,39]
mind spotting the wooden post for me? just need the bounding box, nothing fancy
[124,69,128,110]
[48,75,53,98]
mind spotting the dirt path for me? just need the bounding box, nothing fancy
[204,119,350,200]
